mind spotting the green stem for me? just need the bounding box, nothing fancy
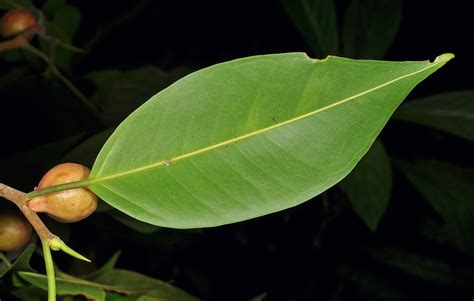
[42,240,56,301]
[0,252,12,267]
[22,44,103,124]
[25,179,90,199]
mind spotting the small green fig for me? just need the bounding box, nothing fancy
[0,207,32,251]
[0,9,37,38]
[29,163,98,223]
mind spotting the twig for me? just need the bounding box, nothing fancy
[22,44,103,119]
[0,183,55,242]
[0,34,29,52]
[0,183,91,261]
[0,15,105,127]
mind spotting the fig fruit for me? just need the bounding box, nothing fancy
[29,163,98,223]
[0,207,32,251]
[0,9,37,38]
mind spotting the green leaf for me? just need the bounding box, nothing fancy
[91,66,192,126]
[394,90,474,141]
[280,0,339,56]
[94,269,198,301]
[19,268,197,300]
[338,265,407,300]
[86,69,123,86]
[40,3,81,69]
[366,247,474,287]
[343,0,402,59]
[339,139,391,231]
[19,271,107,301]
[397,159,474,254]
[371,248,452,284]
[61,130,160,233]
[81,251,121,281]
[420,217,474,256]
[11,286,47,301]
[0,244,35,277]
[106,291,140,301]
[83,53,452,229]
[0,0,34,9]
[41,0,66,15]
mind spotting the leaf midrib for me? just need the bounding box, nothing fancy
[26,56,448,198]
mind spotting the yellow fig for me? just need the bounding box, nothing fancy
[29,163,98,223]
[0,9,37,38]
[0,207,32,251]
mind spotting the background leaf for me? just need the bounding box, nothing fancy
[339,139,391,230]
[366,247,474,287]
[0,244,35,278]
[280,0,339,56]
[394,90,474,141]
[18,271,107,301]
[18,260,198,300]
[94,269,198,301]
[342,0,402,59]
[81,251,121,281]
[90,67,192,126]
[63,128,114,166]
[40,1,81,69]
[11,286,47,301]
[0,0,34,10]
[86,53,452,229]
[397,159,474,253]
[337,265,407,300]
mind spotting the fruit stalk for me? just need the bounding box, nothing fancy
[42,240,56,301]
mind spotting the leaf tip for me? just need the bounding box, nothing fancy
[434,53,455,63]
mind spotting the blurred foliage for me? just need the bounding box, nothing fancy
[1,0,473,300]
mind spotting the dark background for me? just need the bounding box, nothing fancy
[1,0,473,154]
[1,1,473,300]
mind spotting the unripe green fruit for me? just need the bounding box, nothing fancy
[29,163,98,223]
[0,208,32,251]
[0,9,37,38]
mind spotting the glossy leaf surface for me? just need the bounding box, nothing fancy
[85,53,452,228]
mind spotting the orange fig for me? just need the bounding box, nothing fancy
[0,9,37,38]
[29,163,98,223]
[0,208,32,251]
